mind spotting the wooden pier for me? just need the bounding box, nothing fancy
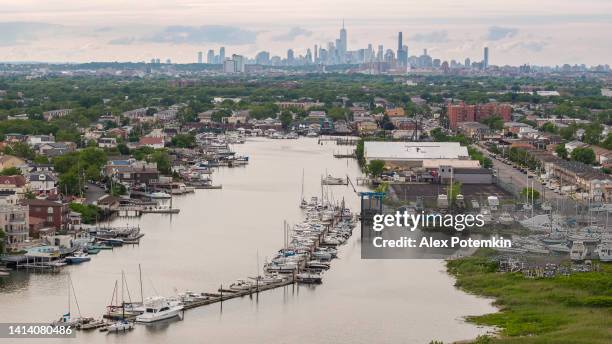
[333,152,356,159]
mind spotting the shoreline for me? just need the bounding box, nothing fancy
[446,249,612,343]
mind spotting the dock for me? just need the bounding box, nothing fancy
[98,196,357,331]
[333,153,355,159]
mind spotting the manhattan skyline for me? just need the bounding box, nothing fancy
[0,0,611,66]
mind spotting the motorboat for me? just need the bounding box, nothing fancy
[177,291,209,303]
[596,242,612,262]
[306,260,330,270]
[229,279,255,291]
[106,320,134,332]
[547,244,570,254]
[66,251,91,264]
[135,298,183,323]
[570,241,588,261]
[296,272,322,284]
[321,175,346,185]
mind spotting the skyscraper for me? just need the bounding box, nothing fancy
[398,32,403,52]
[287,49,295,64]
[219,47,226,62]
[397,32,407,67]
[483,47,489,69]
[255,51,270,65]
[339,20,347,62]
[207,49,215,64]
[197,51,203,64]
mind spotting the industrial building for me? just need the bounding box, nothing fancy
[363,141,469,168]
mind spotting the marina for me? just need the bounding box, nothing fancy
[0,138,496,343]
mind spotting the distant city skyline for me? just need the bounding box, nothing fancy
[0,0,611,65]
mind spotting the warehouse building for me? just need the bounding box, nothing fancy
[364,141,470,168]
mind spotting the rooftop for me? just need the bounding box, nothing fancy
[364,141,469,161]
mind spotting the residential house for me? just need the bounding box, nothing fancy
[0,175,27,196]
[457,122,491,139]
[223,110,250,125]
[122,108,149,121]
[96,195,121,212]
[105,160,160,186]
[25,199,69,232]
[27,172,58,196]
[564,141,589,154]
[198,110,217,123]
[0,195,29,250]
[107,127,128,140]
[503,122,531,135]
[98,137,118,149]
[154,109,178,122]
[385,108,405,117]
[27,134,55,146]
[356,121,379,135]
[138,136,164,149]
[42,109,72,121]
[4,133,26,143]
[38,142,76,157]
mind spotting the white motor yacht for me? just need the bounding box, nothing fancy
[135,298,183,323]
[570,241,588,261]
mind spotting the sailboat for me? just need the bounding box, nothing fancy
[52,275,92,327]
[299,169,308,209]
[105,272,135,333]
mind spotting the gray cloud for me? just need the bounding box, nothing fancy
[272,27,312,41]
[486,26,518,41]
[109,37,137,45]
[144,25,257,45]
[0,22,65,46]
[519,41,548,52]
[411,31,449,43]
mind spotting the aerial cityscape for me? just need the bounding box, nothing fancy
[0,1,611,344]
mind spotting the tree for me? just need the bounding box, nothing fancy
[448,181,462,201]
[328,107,347,122]
[583,123,603,145]
[69,203,102,224]
[171,134,196,148]
[117,143,130,155]
[368,160,385,177]
[3,142,35,160]
[570,147,596,165]
[602,133,612,150]
[279,111,293,129]
[150,150,171,175]
[541,122,557,133]
[482,116,504,131]
[0,167,22,175]
[555,143,568,159]
[559,126,576,140]
[520,187,540,200]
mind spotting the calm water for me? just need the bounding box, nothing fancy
[0,138,496,343]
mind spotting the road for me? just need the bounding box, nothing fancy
[473,143,565,204]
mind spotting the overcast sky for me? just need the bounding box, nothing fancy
[0,0,611,65]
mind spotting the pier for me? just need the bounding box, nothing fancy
[99,202,357,326]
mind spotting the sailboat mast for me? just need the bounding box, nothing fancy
[139,264,144,304]
[301,168,305,203]
[68,275,71,316]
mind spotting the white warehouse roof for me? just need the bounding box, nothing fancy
[364,141,469,161]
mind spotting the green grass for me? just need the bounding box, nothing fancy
[447,249,612,344]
